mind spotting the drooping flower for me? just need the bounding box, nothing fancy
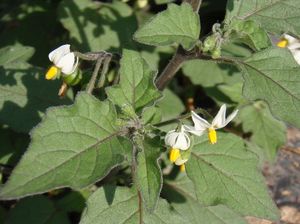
[277,33,300,65]
[165,126,191,171]
[185,104,238,144]
[46,44,79,80]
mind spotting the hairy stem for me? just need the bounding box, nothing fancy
[86,57,103,94]
[155,47,186,90]
[155,0,203,91]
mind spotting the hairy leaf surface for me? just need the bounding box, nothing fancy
[0,93,131,199]
[134,3,200,50]
[186,133,279,220]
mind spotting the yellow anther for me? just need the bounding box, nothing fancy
[169,148,180,163]
[180,164,185,172]
[277,39,288,48]
[46,66,59,80]
[208,128,217,144]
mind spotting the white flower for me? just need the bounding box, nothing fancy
[184,104,238,144]
[165,127,190,151]
[46,44,79,80]
[165,126,190,165]
[277,34,300,65]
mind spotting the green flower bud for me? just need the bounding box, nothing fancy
[203,35,217,52]
[62,69,82,86]
[211,47,221,59]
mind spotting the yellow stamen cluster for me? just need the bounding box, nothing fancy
[46,66,59,80]
[208,128,217,144]
[169,148,180,162]
[277,39,288,48]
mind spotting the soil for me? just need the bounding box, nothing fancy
[250,127,300,224]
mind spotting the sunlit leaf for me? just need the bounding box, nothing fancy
[134,3,200,50]
[226,0,300,35]
[134,136,162,211]
[106,49,161,113]
[163,176,247,224]
[80,186,185,224]
[237,47,300,128]
[0,93,131,199]
[239,102,286,161]
[187,133,279,220]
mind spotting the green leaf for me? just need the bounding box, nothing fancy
[156,88,185,132]
[163,176,247,224]
[79,186,185,224]
[5,195,70,224]
[182,59,242,87]
[217,82,245,104]
[141,106,162,125]
[237,47,300,128]
[0,45,34,66]
[226,0,300,35]
[0,206,7,223]
[186,132,279,220]
[157,89,185,120]
[134,136,162,211]
[229,20,271,51]
[58,0,137,52]
[134,3,200,50]
[0,93,131,199]
[0,62,73,133]
[239,102,286,161]
[106,49,161,113]
[56,191,86,213]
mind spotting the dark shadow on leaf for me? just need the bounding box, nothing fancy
[59,1,138,53]
[161,183,187,204]
[0,1,62,67]
[0,66,73,133]
[0,125,29,168]
[103,185,117,205]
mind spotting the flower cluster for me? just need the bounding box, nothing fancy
[165,104,238,171]
[277,33,300,65]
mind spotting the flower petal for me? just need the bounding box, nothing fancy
[212,104,226,128]
[291,49,300,65]
[287,42,300,50]
[173,132,190,150]
[282,34,299,45]
[164,130,177,146]
[48,44,71,65]
[183,125,204,136]
[191,111,210,130]
[57,53,77,74]
[222,109,239,127]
